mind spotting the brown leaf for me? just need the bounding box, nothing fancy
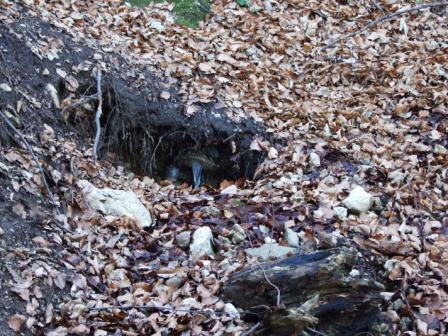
[160,91,171,99]
[8,314,26,332]
[12,202,27,219]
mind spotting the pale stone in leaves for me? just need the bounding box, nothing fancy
[343,186,373,214]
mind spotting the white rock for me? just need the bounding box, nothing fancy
[323,124,332,138]
[230,224,246,244]
[245,243,296,261]
[333,206,348,220]
[309,152,321,169]
[221,185,238,195]
[343,186,373,213]
[0,227,4,236]
[190,227,214,260]
[283,228,300,247]
[202,206,220,217]
[349,269,360,277]
[224,303,240,320]
[107,269,130,288]
[46,83,60,108]
[166,272,187,289]
[264,237,275,244]
[77,180,153,229]
[389,170,405,184]
[149,21,165,32]
[268,147,278,159]
[182,297,201,309]
[0,83,12,92]
[258,225,269,235]
[380,292,394,300]
[42,68,50,76]
[176,231,191,248]
[434,144,448,155]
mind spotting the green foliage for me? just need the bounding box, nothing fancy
[235,0,248,7]
[127,0,152,7]
[127,0,210,28]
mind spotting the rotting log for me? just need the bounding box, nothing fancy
[222,247,391,336]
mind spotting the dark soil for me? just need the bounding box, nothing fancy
[0,4,265,334]
[1,5,265,184]
[0,176,70,336]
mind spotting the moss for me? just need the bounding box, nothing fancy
[127,0,210,28]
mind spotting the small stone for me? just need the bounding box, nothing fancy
[176,231,191,248]
[202,206,220,217]
[166,272,187,289]
[107,269,130,288]
[380,292,394,300]
[283,228,300,247]
[333,206,348,220]
[42,68,50,76]
[349,269,360,277]
[215,301,225,311]
[309,152,321,169]
[221,185,238,195]
[245,243,296,261]
[0,83,12,92]
[372,197,383,211]
[389,170,405,184]
[343,186,373,213]
[142,176,153,185]
[190,227,214,260]
[149,21,165,32]
[268,147,278,159]
[323,124,332,138]
[224,303,240,320]
[219,235,232,244]
[46,83,60,108]
[434,144,448,155]
[181,297,200,309]
[264,237,275,244]
[0,227,4,236]
[258,225,269,235]
[249,4,262,13]
[230,224,246,244]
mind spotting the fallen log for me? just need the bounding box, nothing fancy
[222,247,391,335]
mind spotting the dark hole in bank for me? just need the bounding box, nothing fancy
[71,82,265,188]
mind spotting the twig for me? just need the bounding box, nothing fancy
[242,322,261,336]
[0,111,59,212]
[322,2,448,50]
[266,182,281,306]
[88,304,230,317]
[93,69,102,163]
[260,261,281,307]
[306,327,329,336]
[149,130,185,175]
[407,181,428,253]
[61,94,98,116]
[247,219,282,306]
[70,156,79,178]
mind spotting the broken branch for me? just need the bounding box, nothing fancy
[322,2,448,50]
[93,69,102,163]
[61,93,98,116]
[0,110,59,212]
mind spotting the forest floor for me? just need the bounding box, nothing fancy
[0,0,447,335]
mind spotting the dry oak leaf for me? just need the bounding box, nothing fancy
[160,91,171,99]
[8,314,26,332]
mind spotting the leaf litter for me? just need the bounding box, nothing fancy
[0,0,447,335]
